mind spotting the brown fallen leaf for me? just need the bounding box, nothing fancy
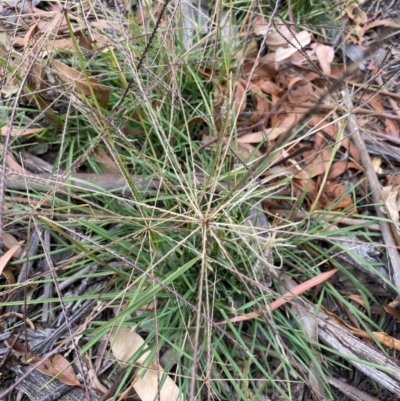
[52,60,109,108]
[5,152,26,174]
[92,147,119,174]
[275,31,312,63]
[233,81,246,113]
[328,160,361,179]
[237,128,286,143]
[265,24,296,50]
[0,241,24,278]
[383,304,400,321]
[381,185,400,224]
[368,94,399,137]
[347,294,367,308]
[38,354,81,387]
[252,15,269,36]
[313,116,361,162]
[4,335,36,364]
[363,18,400,31]
[3,233,22,258]
[257,79,281,95]
[315,43,335,75]
[230,141,263,162]
[288,77,311,103]
[110,327,182,401]
[302,141,332,178]
[346,3,367,26]
[1,127,44,137]
[323,181,354,210]
[324,309,400,352]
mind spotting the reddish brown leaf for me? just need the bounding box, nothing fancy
[288,77,311,103]
[3,233,22,258]
[93,147,119,174]
[38,354,81,387]
[323,181,354,210]
[0,241,24,278]
[328,161,361,179]
[368,95,399,137]
[383,304,400,321]
[258,80,281,95]
[52,60,109,108]
[313,116,361,162]
[234,82,247,113]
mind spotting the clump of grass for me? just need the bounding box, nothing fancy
[0,1,394,400]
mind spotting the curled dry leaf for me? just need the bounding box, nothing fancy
[346,3,367,26]
[323,181,354,210]
[252,15,269,36]
[88,367,108,395]
[275,31,312,63]
[5,152,26,174]
[38,354,81,387]
[347,294,367,309]
[234,82,246,113]
[52,60,109,108]
[4,335,36,364]
[0,241,24,279]
[288,77,311,103]
[265,24,296,50]
[371,156,383,174]
[3,233,22,258]
[325,309,400,352]
[315,43,335,75]
[93,147,119,174]
[275,113,297,131]
[302,146,332,178]
[383,304,400,321]
[313,116,361,162]
[381,185,400,224]
[367,95,399,137]
[364,19,400,31]
[328,161,361,179]
[110,327,182,401]
[245,81,270,122]
[237,128,286,143]
[258,80,281,95]
[0,312,34,328]
[1,127,44,137]
[0,266,15,285]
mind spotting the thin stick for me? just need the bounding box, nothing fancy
[342,87,400,292]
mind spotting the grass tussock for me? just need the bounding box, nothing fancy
[0,1,398,400]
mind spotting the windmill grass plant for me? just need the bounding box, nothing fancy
[0,0,396,400]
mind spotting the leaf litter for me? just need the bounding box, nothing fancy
[1,0,400,400]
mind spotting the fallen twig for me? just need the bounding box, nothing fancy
[288,102,400,121]
[342,87,400,292]
[3,171,228,195]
